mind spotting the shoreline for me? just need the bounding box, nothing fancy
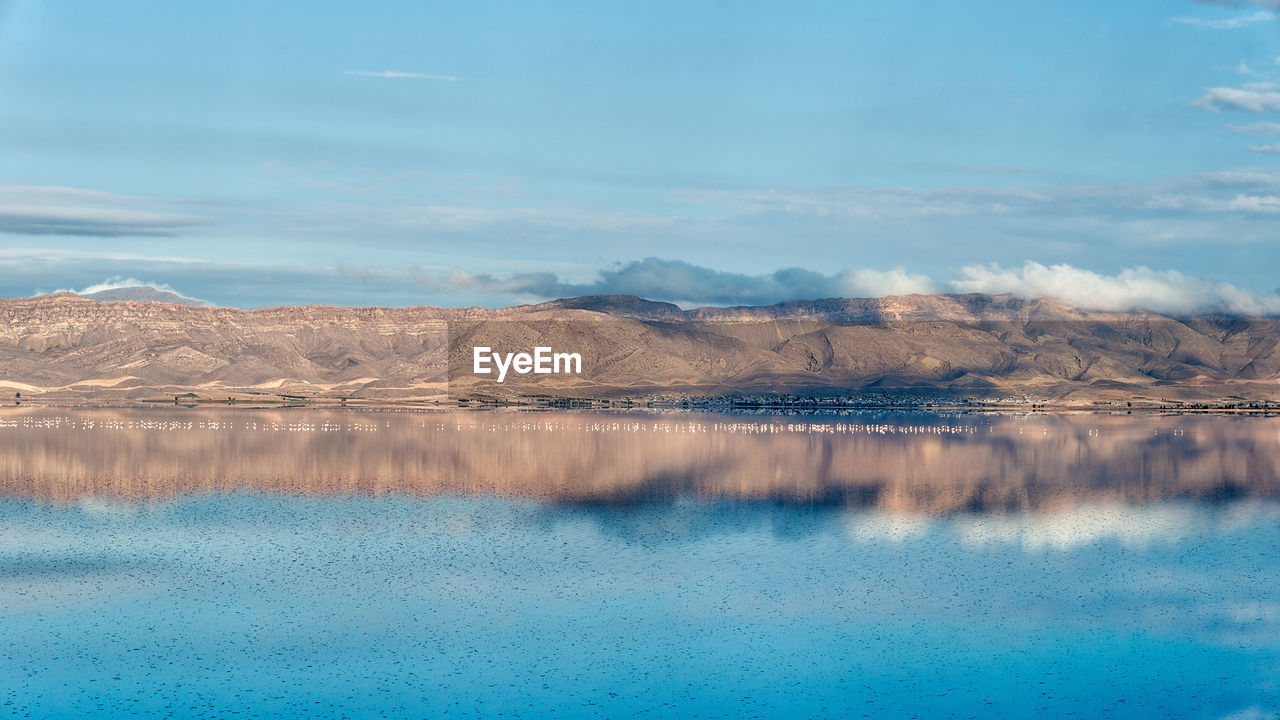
[6,396,1279,415]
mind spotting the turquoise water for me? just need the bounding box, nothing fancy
[1,409,1279,717]
[2,496,1278,718]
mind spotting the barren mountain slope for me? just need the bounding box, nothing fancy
[3,292,1280,402]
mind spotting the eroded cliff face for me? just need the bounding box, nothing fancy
[0,294,447,392]
[3,292,1280,401]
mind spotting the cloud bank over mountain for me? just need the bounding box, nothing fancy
[5,165,1280,311]
[36,258,1280,316]
[950,262,1280,316]
[431,259,937,307]
[60,276,214,306]
[409,258,1280,315]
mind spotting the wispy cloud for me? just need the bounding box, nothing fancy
[916,162,1033,175]
[1170,10,1274,28]
[1227,120,1280,134]
[673,185,1049,221]
[0,248,208,265]
[267,202,684,239]
[0,186,206,237]
[1248,143,1280,153]
[1193,86,1280,112]
[244,168,1280,269]
[343,70,460,82]
[673,169,1280,221]
[1224,193,1280,211]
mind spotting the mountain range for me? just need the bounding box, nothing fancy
[3,289,1279,404]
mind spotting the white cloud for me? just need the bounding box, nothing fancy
[1226,193,1280,211]
[1227,121,1280,134]
[343,70,460,82]
[1247,143,1280,153]
[1194,86,1280,112]
[74,277,175,295]
[839,267,938,297]
[950,261,1280,315]
[1170,10,1275,28]
[50,276,212,305]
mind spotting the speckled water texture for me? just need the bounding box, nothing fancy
[1,408,1278,719]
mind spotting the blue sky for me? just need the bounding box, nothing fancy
[1,0,1279,310]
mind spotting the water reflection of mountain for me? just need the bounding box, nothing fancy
[1,408,1276,513]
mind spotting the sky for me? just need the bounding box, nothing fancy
[1,0,1279,312]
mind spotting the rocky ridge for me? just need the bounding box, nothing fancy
[2,292,1279,403]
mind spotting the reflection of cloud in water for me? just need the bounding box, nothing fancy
[1218,707,1278,720]
[1205,599,1280,650]
[843,500,1280,553]
[0,491,1276,717]
[954,502,1197,550]
[1226,602,1280,625]
[76,496,146,516]
[844,511,934,542]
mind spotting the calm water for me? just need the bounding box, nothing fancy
[1,407,1278,718]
